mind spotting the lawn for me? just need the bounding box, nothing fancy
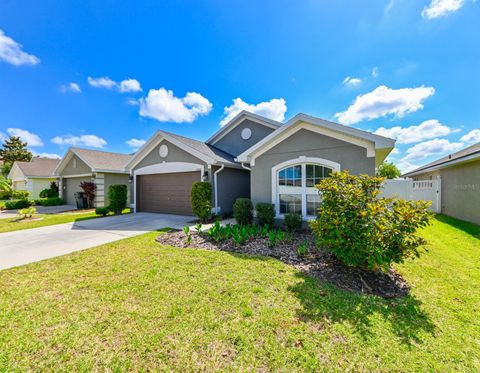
[0,215,478,371]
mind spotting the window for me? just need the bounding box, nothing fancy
[73,158,77,169]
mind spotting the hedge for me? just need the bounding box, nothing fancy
[191,182,212,222]
[108,184,128,215]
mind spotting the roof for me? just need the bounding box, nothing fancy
[403,142,480,177]
[14,157,60,177]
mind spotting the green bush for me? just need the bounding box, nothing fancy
[95,207,110,216]
[255,202,275,227]
[5,199,30,210]
[34,197,64,206]
[310,171,432,271]
[284,213,303,232]
[233,198,253,225]
[18,206,37,219]
[108,184,128,215]
[191,182,212,223]
[39,185,59,198]
[11,190,29,199]
[0,190,12,200]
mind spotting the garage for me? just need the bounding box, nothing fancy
[64,177,91,206]
[136,171,200,215]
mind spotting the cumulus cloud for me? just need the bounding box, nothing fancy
[0,131,6,142]
[460,129,480,144]
[220,97,287,126]
[7,128,43,147]
[119,79,142,93]
[60,82,81,93]
[0,29,39,66]
[139,88,212,123]
[422,0,466,19]
[87,76,117,89]
[335,85,435,125]
[126,138,146,149]
[88,76,142,93]
[32,151,61,159]
[371,67,379,78]
[400,138,464,163]
[51,134,107,148]
[374,119,457,144]
[342,76,362,87]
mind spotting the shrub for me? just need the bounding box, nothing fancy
[39,184,59,198]
[310,171,432,271]
[108,184,128,215]
[35,197,64,206]
[11,190,29,199]
[80,181,96,208]
[255,202,275,227]
[18,206,36,219]
[0,190,12,200]
[95,207,110,216]
[191,182,212,223]
[5,199,30,210]
[284,213,302,232]
[233,198,253,225]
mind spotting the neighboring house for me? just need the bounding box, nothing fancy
[8,157,60,199]
[126,111,395,218]
[54,148,131,207]
[402,142,480,225]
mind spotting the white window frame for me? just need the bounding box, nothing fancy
[271,156,340,219]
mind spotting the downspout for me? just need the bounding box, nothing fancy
[214,164,225,214]
[241,162,251,171]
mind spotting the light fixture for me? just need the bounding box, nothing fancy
[202,171,209,181]
[128,175,134,183]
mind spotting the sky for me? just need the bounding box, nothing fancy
[0,0,479,172]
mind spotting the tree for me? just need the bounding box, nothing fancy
[80,181,96,209]
[0,136,33,176]
[377,161,401,179]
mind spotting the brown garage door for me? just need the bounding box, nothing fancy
[136,172,200,215]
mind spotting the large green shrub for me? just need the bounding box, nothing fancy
[95,206,110,216]
[5,199,30,210]
[108,184,128,215]
[310,171,432,271]
[191,182,212,222]
[39,182,59,198]
[11,190,29,199]
[34,197,64,206]
[255,202,275,227]
[284,213,303,232]
[233,198,253,225]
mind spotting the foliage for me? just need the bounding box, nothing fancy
[183,226,192,244]
[11,190,29,200]
[377,161,401,179]
[190,182,212,223]
[0,190,12,200]
[233,198,253,225]
[284,212,302,232]
[17,207,37,219]
[34,197,64,206]
[0,176,12,193]
[108,184,128,215]
[255,202,275,227]
[95,207,110,217]
[296,239,309,256]
[0,136,33,176]
[310,171,432,271]
[194,223,202,232]
[79,181,96,208]
[5,199,30,210]
[39,182,59,198]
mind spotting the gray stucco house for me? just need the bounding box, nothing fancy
[402,142,480,225]
[54,147,131,207]
[126,111,395,218]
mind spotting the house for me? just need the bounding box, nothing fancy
[126,111,395,218]
[54,147,131,207]
[8,157,61,199]
[402,142,480,225]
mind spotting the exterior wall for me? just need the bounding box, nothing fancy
[64,176,91,206]
[93,173,105,207]
[212,119,277,157]
[61,154,91,176]
[215,167,250,215]
[29,178,57,199]
[103,173,130,207]
[251,129,376,206]
[412,170,441,181]
[12,180,27,192]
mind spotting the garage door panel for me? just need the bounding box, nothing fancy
[137,172,199,215]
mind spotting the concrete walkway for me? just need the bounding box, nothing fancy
[0,213,193,270]
[0,204,77,219]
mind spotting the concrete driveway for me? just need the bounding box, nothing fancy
[0,204,77,220]
[0,213,193,270]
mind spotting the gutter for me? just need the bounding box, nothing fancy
[213,164,225,214]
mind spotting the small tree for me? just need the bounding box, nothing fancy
[108,184,128,215]
[191,182,212,222]
[377,161,401,179]
[80,181,96,208]
[0,136,33,176]
[233,198,253,225]
[310,171,431,272]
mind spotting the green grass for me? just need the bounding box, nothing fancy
[0,216,479,371]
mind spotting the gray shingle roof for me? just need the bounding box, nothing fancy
[16,157,61,177]
[71,147,132,172]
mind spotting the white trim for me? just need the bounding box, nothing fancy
[54,149,93,176]
[61,173,93,178]
[271,156,340,218]
[213,164,225,214]
[403,152,480,177]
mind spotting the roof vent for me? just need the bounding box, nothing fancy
[448,154,452,159]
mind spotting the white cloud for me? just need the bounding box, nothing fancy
[0,29,39,66]
[51,134,107,148]
[335,85,435,125]
[88,76,142,93]
[87,76,117,89]
[6,128,43,147]
[371,67,379,78]
[460,129,480,144]
[126,138,146,149]
[342,76,362,87]
[374,119,457,144]
[119,79,142,93]
[32,151,61,159]
[60,82,81,93]
[220,97,287,126]
[400,138,464,163]
[422,0,466,19]
[139,88,212,123]
[0,131,6,142]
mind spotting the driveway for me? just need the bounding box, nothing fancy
[0,213,193,270]
[0,204,77,219]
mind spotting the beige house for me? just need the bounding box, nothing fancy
[8,157,60,199]
[54,148,131,207]
[403,142,480,225]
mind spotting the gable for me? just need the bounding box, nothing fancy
[61,154,92,176]
[8,163,25,181]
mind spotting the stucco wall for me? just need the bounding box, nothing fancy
[212,119,277,157]
[64,176,91,206]
[103,173,130,206]
[250,129,376,205]
[62,154,91,176]
[215,167,250,215]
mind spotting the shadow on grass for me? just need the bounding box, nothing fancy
[288,271,435,346]
[434,214,480,239]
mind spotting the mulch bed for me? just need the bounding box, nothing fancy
[156,230,409,298]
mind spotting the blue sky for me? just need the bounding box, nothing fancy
[0,0,479,172]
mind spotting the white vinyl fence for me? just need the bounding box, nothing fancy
[380,179,442,213]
